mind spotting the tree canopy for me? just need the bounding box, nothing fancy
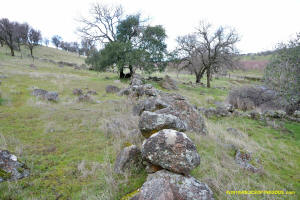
[79,4,167,78]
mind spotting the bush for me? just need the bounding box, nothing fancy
[264,34,300,114]
[227,86,284,111]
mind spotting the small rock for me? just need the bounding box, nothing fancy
[114,145,143,174]
[133,170,214,200]
[138,111,187,138]
[105,85,120,93]
[226,128,244,138]
[77,94,93,103]
[0,150,30,182]
[160,75,178,90]
[87,90,97,95]
[235,149,260,173]
[73,88,83,96]
[293,110,300,118]
[142,129,200,175]
[45,92,59,102]
[118,88,131,96]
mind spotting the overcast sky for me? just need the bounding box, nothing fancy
[1,0,299,53]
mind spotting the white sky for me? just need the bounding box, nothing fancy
[1,0,299,53]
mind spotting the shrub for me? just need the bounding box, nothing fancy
[264,34,300,114]
[227,86,283,111]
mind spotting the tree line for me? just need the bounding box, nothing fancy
[76,3,239,87]
[0,18,41,58]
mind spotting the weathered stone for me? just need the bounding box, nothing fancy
[133,97,169,116]
[114,145,143,174]
[73,88,83,96]
[0,150,30,182]
[87,90,97,95]
[226,128,244,138]
[155,93,208,135]
[133,170,214,200]
[139,111,187,138]
[32,89,58,102]
[45,92,59,102]
[118,88,131,96]
[142,129,200,175]
[32,89,48,97]
[235,149,260,173]
[77,94,93,103]
[293,110,300,118]
[160,75,178,90]
[106,85,120,93]
[249,110,261,120]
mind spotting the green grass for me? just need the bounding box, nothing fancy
[0,45,299,199]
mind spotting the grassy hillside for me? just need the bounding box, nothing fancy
[0,46,299,199]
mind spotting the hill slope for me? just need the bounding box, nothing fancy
[0,46,299,199]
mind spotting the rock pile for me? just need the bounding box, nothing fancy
[32,89,59,102]
[160,75,178,90]
[0,150,30,182]
[117,74,213,199]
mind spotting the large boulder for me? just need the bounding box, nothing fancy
[142,129,200,175]
[160,75,178,90]
[156,93,208,135]
[0,150,30,182]
[139,111,187,138]
[132,170,214,200]
[133,97,169,116]
[134,92,208,135]
[114,145,143,174]
[106,85,120,94]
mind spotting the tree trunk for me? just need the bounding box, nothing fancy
[10,46,14,56]
[0,40,3,47]
[129,65,134,76]
[206,68,211,88]
[196,73,201,83]
[30,48,33,58]
[119,67,125,79]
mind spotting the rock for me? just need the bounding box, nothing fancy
[133,97,169,116]
[118,88,131,96]
[293,110,300,118]
[106,85,120,93]
[235,149,260,173]
[139,111,187,138]
[114,80,121,84]
[226,128,244,138]
[73,88,83,96]
[143,161,163,174]
[160,75,178,90]
[0,150,30,182]
[32,89,48,97]
[32,89,58,102]
[133,170,214,200]
[87,90,97,95]
[249,110,261,120]
[77,94,93,103]
[114,145,143,174]
[45,92,59,102]
[142,129,200,175]
[156,93,208,134]
[130,77,143,86]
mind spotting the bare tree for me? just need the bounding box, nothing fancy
[52,35,62,48]
[0,18,16,56]
[176,34,206,83]
[77,3,123,44]
[195,21,239,87]
[26,28,42,59]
